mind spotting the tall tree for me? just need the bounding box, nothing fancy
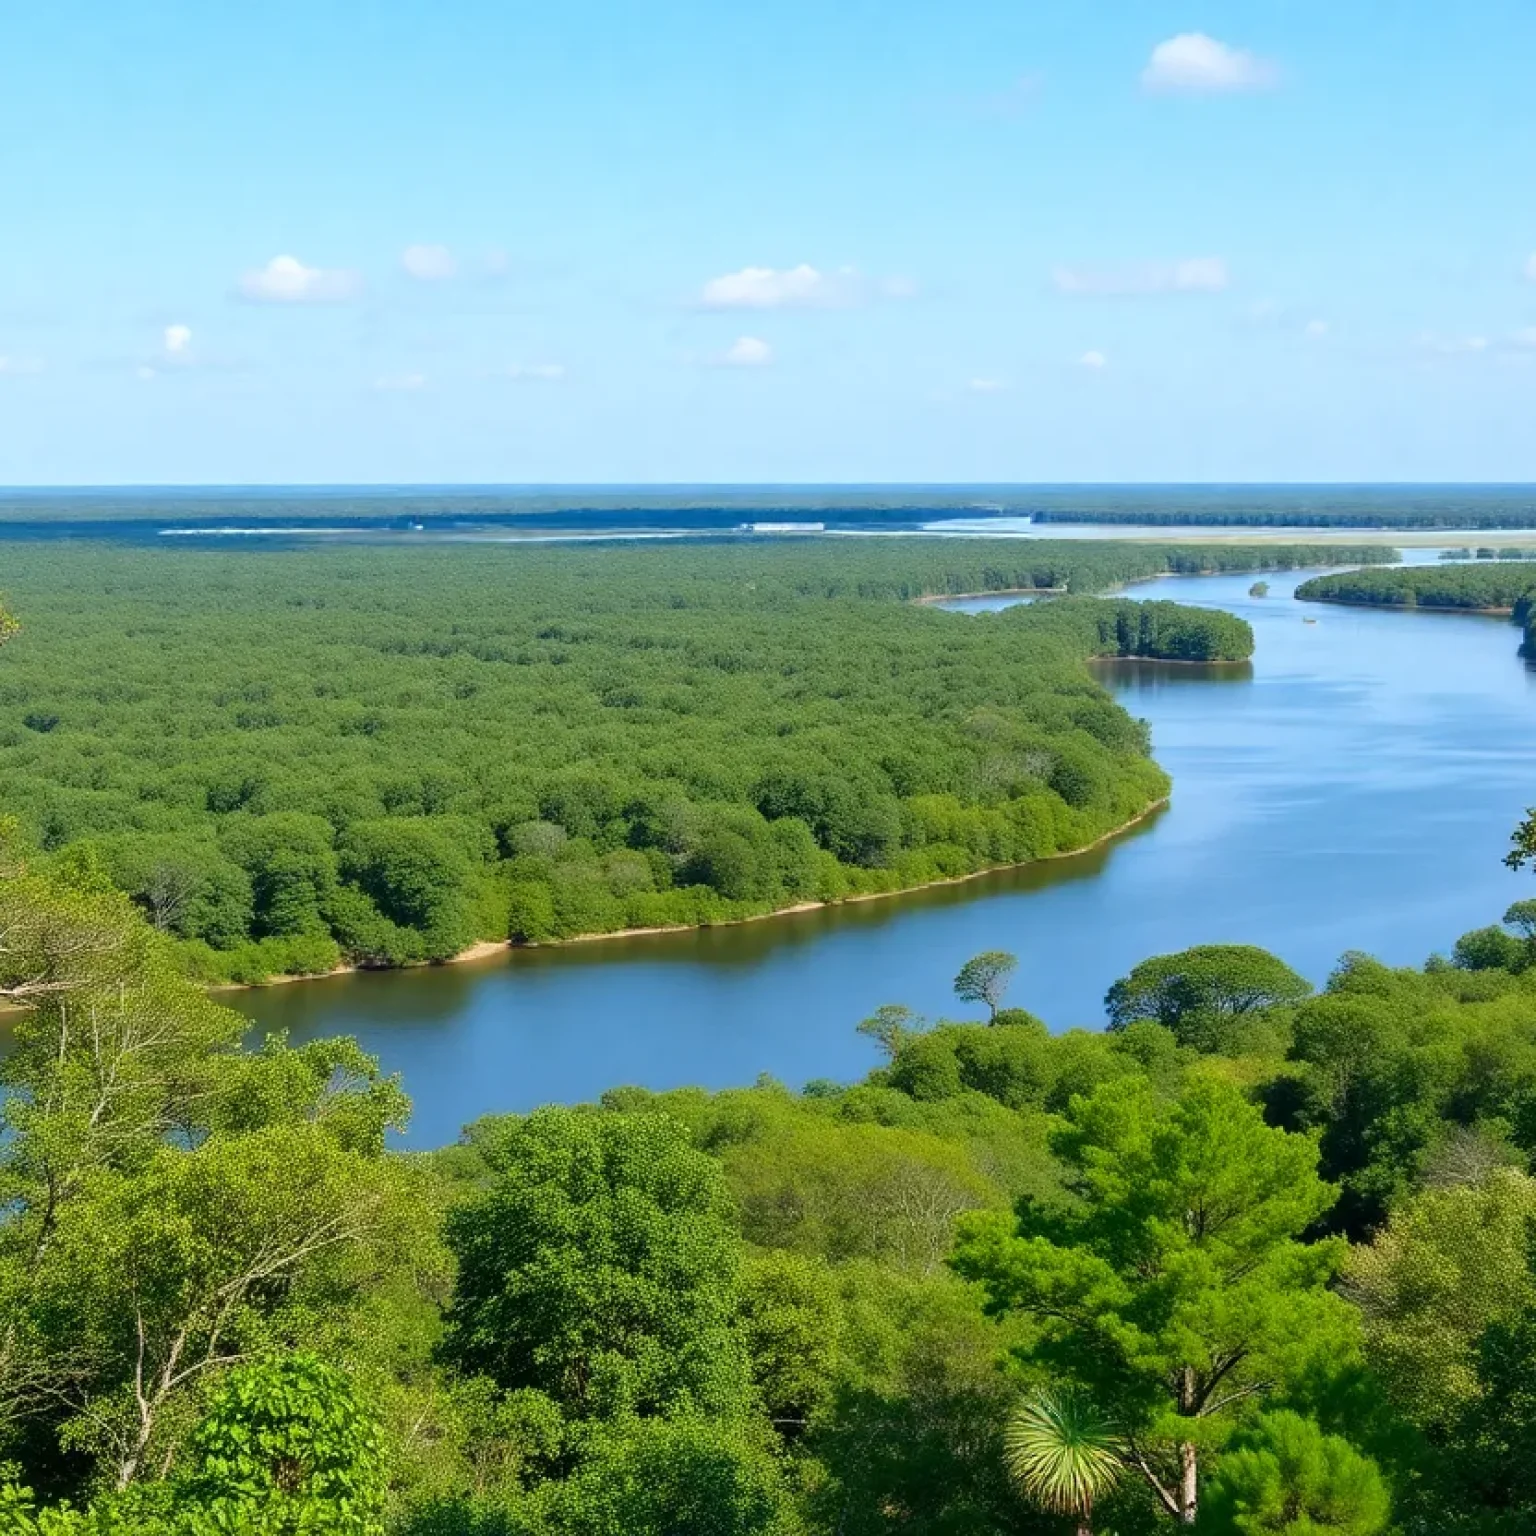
[953,951,1019,1021]
[953,1078,1349,1525]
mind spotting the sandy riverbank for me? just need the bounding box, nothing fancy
[218,796,1170,995]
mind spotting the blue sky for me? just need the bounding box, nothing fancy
[2,0,1534,484]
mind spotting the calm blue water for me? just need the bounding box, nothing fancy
[229,562,1536,1143]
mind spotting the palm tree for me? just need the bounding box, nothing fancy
[1004,1389,1124,1536]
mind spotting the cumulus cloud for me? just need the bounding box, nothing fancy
[1053,257,1229,296]
[700,264,846,309]
[163,324,192,356]
[1078,350,1108,369]
[237,255,361,304]
[1142,33,1278,94]
[719,336,774,367]
[402,244,457,281]
[697,263,915,309]
[374,371,427,391]
[501,362,566,380]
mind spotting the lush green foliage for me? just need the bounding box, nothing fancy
[0,539,1386,980]
[1296,562,1536,612]
[1195,1411,1391,1535]
[953,1077,1350,1523]
[440,1108,752,1423]
[12,817,1536,1531]
[1104,944,1313,1051]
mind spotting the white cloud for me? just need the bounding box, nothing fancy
[700,264,845,309]
[164,323,192,356]
[1078,350,1108,369]
[402,243,457,281]
[1417,332,1489,356]
[967,377,1007,393]
[1053,257,1229,296]
[1142,33,1278,94]
[501,362,566,380]
[720,336,774,368]
[1304,319,1329,339]
[237,254,361,304]
[698,263,914,309]
[374,371,427,391]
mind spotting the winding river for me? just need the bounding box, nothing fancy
[228,562,1536,1144]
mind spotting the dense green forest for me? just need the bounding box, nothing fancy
[5,826,1536,1533]
[0,540,1385,984]
[1296,563,1536,613]
[1296,564,1536,665]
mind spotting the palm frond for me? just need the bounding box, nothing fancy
[1003,1388,1124,1518]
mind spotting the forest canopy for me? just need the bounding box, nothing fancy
[0,539,1384,982]
[1296,562,1536,613]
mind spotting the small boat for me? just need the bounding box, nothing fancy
[1302,617,1318,625]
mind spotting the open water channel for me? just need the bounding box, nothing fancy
[229,562,1536,1144]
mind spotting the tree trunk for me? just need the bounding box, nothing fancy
[1177,1365,1198,1523]
[1178,1440,1198,1524]
[1077,1523,1094,1536]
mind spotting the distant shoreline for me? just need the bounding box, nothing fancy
[1296,593,1516,617]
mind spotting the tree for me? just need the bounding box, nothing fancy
[1003,1389,1122,1536]
[1197,1411,1390,1535]
[1104,945,1312,1049]
[1248,582,1270,598]
[953,951,1019,1021]
[539,1415,798,1536]
[1502,898,1536,939]
[440,1108,753,1424]
[179,1354,385,1534]
[1450,924,1523,972]
[856,1004,925,1058]
[0,1355,387,1535]
[0,827,417,1502]
[1344,1169,1536,1431]
[954,1078,1349,1525]
[1438,1303,1536,1530]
